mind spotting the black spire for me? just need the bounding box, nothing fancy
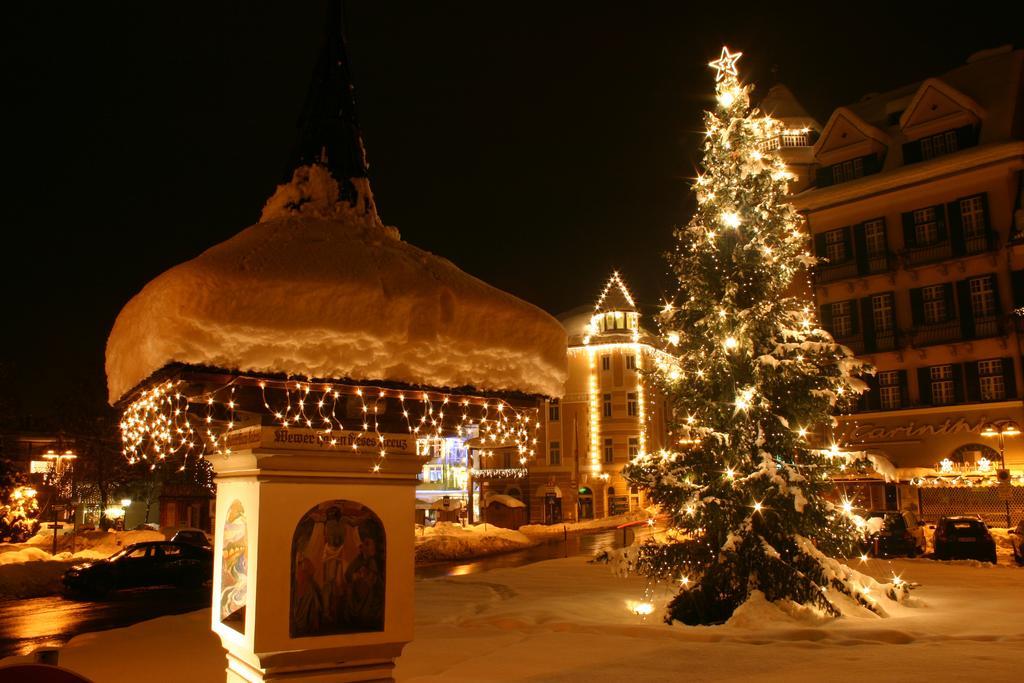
[288,0,368,189]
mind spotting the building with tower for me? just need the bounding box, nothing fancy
[792,46,1024,524]
[525,273,670,524]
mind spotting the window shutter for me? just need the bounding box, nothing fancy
[814,232,827,260]
[853,223,869,274]
[902,140,922,165]
[815,166,833,188]
[990,274,1002,317]
[860,297,876,353]
[952,363,965,404]
[917,367,932,406]
[861,374,880,411]
[1002,357,1017,399]
[1012,270,1024,308]
[819,304,834,335]
[910,287,924,326]
[902,212,916,248]
[947,199,965,256]
[862,154,878,175]
[956,279,974,338]
[897,370,909,407]
[964,361,981,402]
[935,204,948,242]
[942,283,956,322]
[955,124,978,150]
[842,227,854,263]
[847,300,859,336]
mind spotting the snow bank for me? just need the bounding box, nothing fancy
[519,509,650,538]
[106,165,567,403]
[5,556,1022,682]
[415,522,535,563]
[0,530,165,599]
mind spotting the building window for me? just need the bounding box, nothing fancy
[548,400,560,422]
[969,276,996,319]
[864,219,886,256]
[549,441,561,466]
[603,393,612,417]
[919,130,958,161]
[922,284,948,324]
[601,355,611,371]
[913,207,940,246]
[824,228,848,263]
[628,437,640,457]
[961,195,988,253]
[626,355,636,370]
[832,157,864,184]
[627,393,638,416]
[978,359,1005,401]
[603,438,614,464]
[930,365,956,405]
[878,371,903,409]
[872,293,894,333]
[831,301,854,338]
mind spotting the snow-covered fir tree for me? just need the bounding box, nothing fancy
[624,48,905,625]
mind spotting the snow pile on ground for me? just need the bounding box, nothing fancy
[519,509,651,538]
[105,164,567,403]
[0,530,166,599]
[3,555,1021,682]
[415,522,536,563]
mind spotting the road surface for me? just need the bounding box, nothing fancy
[0,528,630,659]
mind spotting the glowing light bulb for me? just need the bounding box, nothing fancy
[753,501,763,513]
[723,336,738,351]
[721,211,741,228]
[667,332,681,346]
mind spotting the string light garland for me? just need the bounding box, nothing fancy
[120,374,540,473]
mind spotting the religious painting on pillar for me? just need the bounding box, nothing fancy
[220,499,248,631]
[290,500,386,638]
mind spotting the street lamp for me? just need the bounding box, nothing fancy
[980,420,1018,527]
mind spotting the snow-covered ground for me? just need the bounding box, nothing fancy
[518,509,652,539]
[1,553,1020,682]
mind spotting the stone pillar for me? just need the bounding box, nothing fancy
[209,427,419,682]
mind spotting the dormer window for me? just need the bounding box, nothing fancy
[920,130,959,160]
[596,310,639,333]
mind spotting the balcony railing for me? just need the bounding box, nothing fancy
[865,252,896,274]
[814,260,859,284]
[912,319,961,346]
[972,315,1001,338]
[965,232,998,255]
[905,241,953,266]
[833,330,901,355]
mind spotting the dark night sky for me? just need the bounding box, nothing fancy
[3,2,1017,416]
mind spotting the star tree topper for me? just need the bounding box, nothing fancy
[708,46,742,81]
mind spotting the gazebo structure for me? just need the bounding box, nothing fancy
[105,4,566,681]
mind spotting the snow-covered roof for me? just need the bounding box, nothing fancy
[105,165,567,403]
[758,83,820,130]
[484,493,526,508]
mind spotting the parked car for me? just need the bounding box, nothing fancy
[1009,521,1024,566]
[63,541,212,597]
[170,528,212,548]
[932,516,997,563]
[865,511,927,557]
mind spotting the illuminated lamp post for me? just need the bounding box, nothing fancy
[980,420,1019,527]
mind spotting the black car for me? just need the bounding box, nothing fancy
[1009,521,1024,566]
[170,528,212,548]
[63,541,213,596]
[932,516,997,563]
[865,511,926,557]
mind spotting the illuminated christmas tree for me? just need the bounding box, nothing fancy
[625,48,904,625]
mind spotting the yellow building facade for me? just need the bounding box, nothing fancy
[792,46,1024,524]
[526,273,668,524]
